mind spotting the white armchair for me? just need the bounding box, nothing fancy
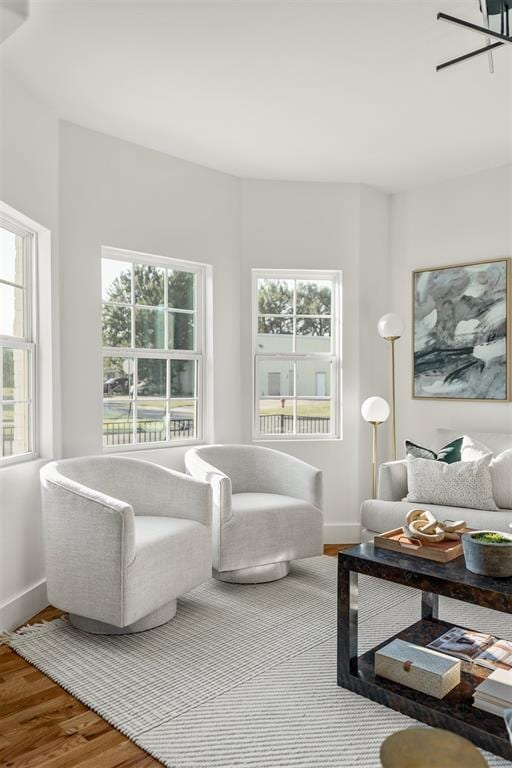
[185,445,323,583]
[40,456,212,634]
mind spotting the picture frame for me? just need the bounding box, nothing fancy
[412,258,511,401]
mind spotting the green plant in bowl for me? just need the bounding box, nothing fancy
[471,532,512,545]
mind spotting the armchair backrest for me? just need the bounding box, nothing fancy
[43,456,148,507]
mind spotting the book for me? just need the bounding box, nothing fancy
[428,627,512,671]
[473,668,512,715]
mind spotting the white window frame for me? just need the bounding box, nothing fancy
[252,268,342,441]
[0,214,37,467]
[102,246,206,452]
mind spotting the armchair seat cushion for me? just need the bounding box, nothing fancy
[220,492,322,572]
[125,516,211,626]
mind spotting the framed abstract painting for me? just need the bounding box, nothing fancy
[413,258,511,401]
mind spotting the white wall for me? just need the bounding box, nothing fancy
[59,122,242,466]
[0,67,60,629]
[239,180,390,542]
[390,164,512,450]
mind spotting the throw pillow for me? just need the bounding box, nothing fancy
[406,455,498,511]
[461,436,512,509]
[405,437,463,464]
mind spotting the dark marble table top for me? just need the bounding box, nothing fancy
[340,543,512,597]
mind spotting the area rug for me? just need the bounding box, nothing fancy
[8,556,512,767]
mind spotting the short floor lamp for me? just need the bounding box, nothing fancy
[377,313,404,460]
[361,396,390,499]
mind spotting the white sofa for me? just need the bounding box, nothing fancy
[185,444,323,583]
[361,429,512,542]
[40,456,212,634]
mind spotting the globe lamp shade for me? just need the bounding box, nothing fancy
[361,396,390,424]
[377,313,404,340]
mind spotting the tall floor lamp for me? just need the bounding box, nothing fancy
[361,396,390,499]
[377,313,404,461]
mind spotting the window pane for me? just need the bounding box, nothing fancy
[170,399,196,440]
[2,402,30,457]
[257,317,293,352]
[296,318,331,353]
[258,399,293,435]
[135,308,165,348]
[258,279,293,315]
[136,399,166,444]
[257,359,293,397]
[296,280,332,315]
[102,259,131,303]
[135,264,164,306]
[296,359,331,397]
[168,270,195,310]
[296,399,331,434]
[168,312,194,350]
[171,360,196,397]
[0,227,24,286]
[136,358,166,397]
[0,283,24,337]
[103,356,133,397]
[102,304,132,347]
[2,348,29,401]
[103,400,134,446]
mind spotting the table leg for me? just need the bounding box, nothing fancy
[421,590,439,621]
[337,562,358,681]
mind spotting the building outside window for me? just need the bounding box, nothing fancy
[101,247,205,449]
[0,217,36,464]
[253,269,341,439]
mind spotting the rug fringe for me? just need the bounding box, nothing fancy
[1,615,68,646]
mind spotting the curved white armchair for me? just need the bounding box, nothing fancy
[185,445,323,583]
[40,456,212,634]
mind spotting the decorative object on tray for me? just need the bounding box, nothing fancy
[374,526,467,563]
[361,396,390,498]
[473,668,512,716]
[379,727,489,768]
[428,627,512,671]
[413,258,510,401]
[375,638,461,699]
[378,313,404,460]
[462,530,512,577]
[403,508,465,542]
[405,436,463,463]
[406,454,498,511]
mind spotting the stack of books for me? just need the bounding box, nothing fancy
[474,668,512,716]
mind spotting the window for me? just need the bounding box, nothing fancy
[102,247,205,449]
[253,270,341,439]
[0,218,36,464]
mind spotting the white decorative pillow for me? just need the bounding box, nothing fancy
[406,455,498,512]
[489,449,512,510]
[461,436,512,509]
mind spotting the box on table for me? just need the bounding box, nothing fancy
[375,638,461,699]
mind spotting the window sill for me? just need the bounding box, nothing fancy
[0,451,40,470]
[103,439,203,454]
[252,436,342,444]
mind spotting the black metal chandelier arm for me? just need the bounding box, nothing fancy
[436,40,505,71]
[437,12,512,45]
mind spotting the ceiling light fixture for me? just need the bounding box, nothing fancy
[437,0,512,72]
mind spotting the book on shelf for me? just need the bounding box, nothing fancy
[427,627,512,671]
[473,668,512,716]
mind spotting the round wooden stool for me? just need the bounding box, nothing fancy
[380,728,489,768]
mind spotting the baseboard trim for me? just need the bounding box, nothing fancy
[0,579,48,632]
[323,523,361,544]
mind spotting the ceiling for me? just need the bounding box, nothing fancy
[1,0,511,192]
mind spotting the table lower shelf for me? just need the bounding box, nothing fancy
[338,617,512,761]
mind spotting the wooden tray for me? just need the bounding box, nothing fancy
[374,527,469,563]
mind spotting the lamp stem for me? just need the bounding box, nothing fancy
[372,421,378,499]
[390,337,397,461]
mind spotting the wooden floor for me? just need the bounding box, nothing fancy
[0,545,351,767]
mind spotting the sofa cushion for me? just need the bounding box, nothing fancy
[462,436,512,510]
[219,492,323,572]
[406,455,498,511]
[405,437,463,463]
[436,429,512,456]
[361,499,512,536]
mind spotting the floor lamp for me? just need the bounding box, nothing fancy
[361,396,390,499]
[377,313,404,461]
